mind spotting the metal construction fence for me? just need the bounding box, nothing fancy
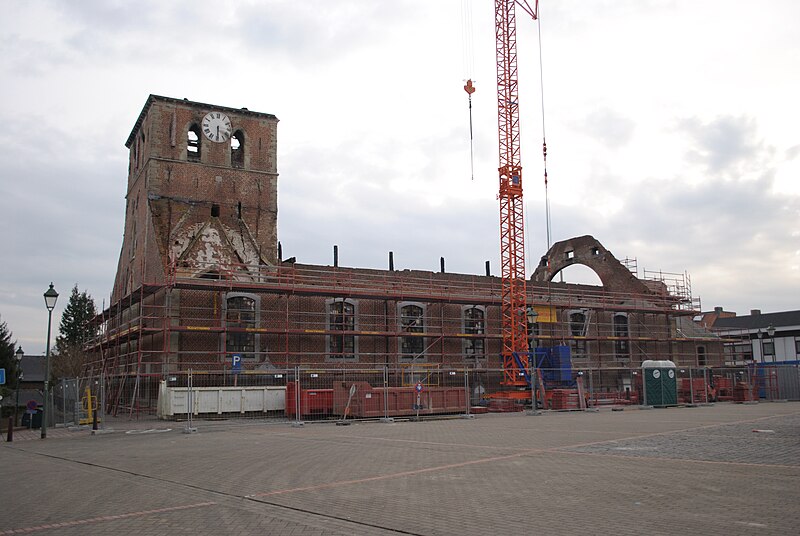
[51,362,800,426]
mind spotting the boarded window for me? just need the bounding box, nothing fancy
[328,300,356,359]
[400,304,425,360]
[226,295,257,360]
[569,311,587,359]
[613,314,629,360]
[463,307,486,360]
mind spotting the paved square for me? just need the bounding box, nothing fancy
[2,403,799,535]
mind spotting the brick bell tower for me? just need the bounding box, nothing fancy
[112,95,279,302]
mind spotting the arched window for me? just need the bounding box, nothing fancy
[231,130,244,168]
[399,303,425,360]
[568,311,587,359]
[327,299,356,360]
[187,124,201,160]
[225,293,259,361]
[613,313,630,360]
[463,306,486,362]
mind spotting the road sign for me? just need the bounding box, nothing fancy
[26,400,38,412]
[415,382,423,393]
[0,368,5,385]
[231,354,242,374]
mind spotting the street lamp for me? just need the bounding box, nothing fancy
[41,283,58,439]
[767,325,776,362]
[14,347,23,428]
[525,306,539,351]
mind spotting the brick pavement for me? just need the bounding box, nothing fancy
[1,403,799,535]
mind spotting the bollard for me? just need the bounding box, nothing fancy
[461,369,474,419]
[6,416,13,442]
[380,366,393,423]
[92,407,98,431]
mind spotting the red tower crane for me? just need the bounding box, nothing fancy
[495,0,539,386]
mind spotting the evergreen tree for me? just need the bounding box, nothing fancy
[56,285,97,349]
[0,316,18,402]
[54,285,97,379]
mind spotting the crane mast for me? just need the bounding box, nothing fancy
[495,0,538,386]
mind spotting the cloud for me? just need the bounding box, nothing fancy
[679,115,765,176]
[235,1,413,64]
[581,108,636,148]
[552,161,800,314]
[2,0,799,353]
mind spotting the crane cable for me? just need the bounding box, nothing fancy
[537,11,551,251]
[461,0,476,181]
[464,80,476,181]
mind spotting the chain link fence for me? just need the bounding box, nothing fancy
[61,363,800,426]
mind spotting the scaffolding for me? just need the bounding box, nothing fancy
[84,260,724,416]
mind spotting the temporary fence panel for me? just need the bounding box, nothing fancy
[55,379,80,426]
[774,364,800,400]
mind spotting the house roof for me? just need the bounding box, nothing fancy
[713,310,800,331]
[20,355,46,382]
[676,316,720,339]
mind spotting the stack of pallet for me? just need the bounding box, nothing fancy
[550,389,581,410]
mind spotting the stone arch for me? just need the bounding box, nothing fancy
[531,235,651,295]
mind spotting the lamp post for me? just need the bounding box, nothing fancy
[525,307,540,412]
[525,306,539,351]
[41,283,59,439]
[14,347,23,428]
[766,325,776,362]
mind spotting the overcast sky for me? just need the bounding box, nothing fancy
[1,0,798,354]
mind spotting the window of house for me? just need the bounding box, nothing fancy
[225,294,258,360]
[795,338,800,357]
[613,313,629,360]
[725,342,752,362]
[763,341,775,357]
[463,306,486,361]
[697,345,707,366]
[569,311,587,359]
[231,130,244,168]
[399,303,425,360]
[327,299,356,360]
[187,124,201,160]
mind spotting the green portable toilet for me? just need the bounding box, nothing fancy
[642,360,678,407]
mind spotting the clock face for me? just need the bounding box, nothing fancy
[202,111,232,143]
